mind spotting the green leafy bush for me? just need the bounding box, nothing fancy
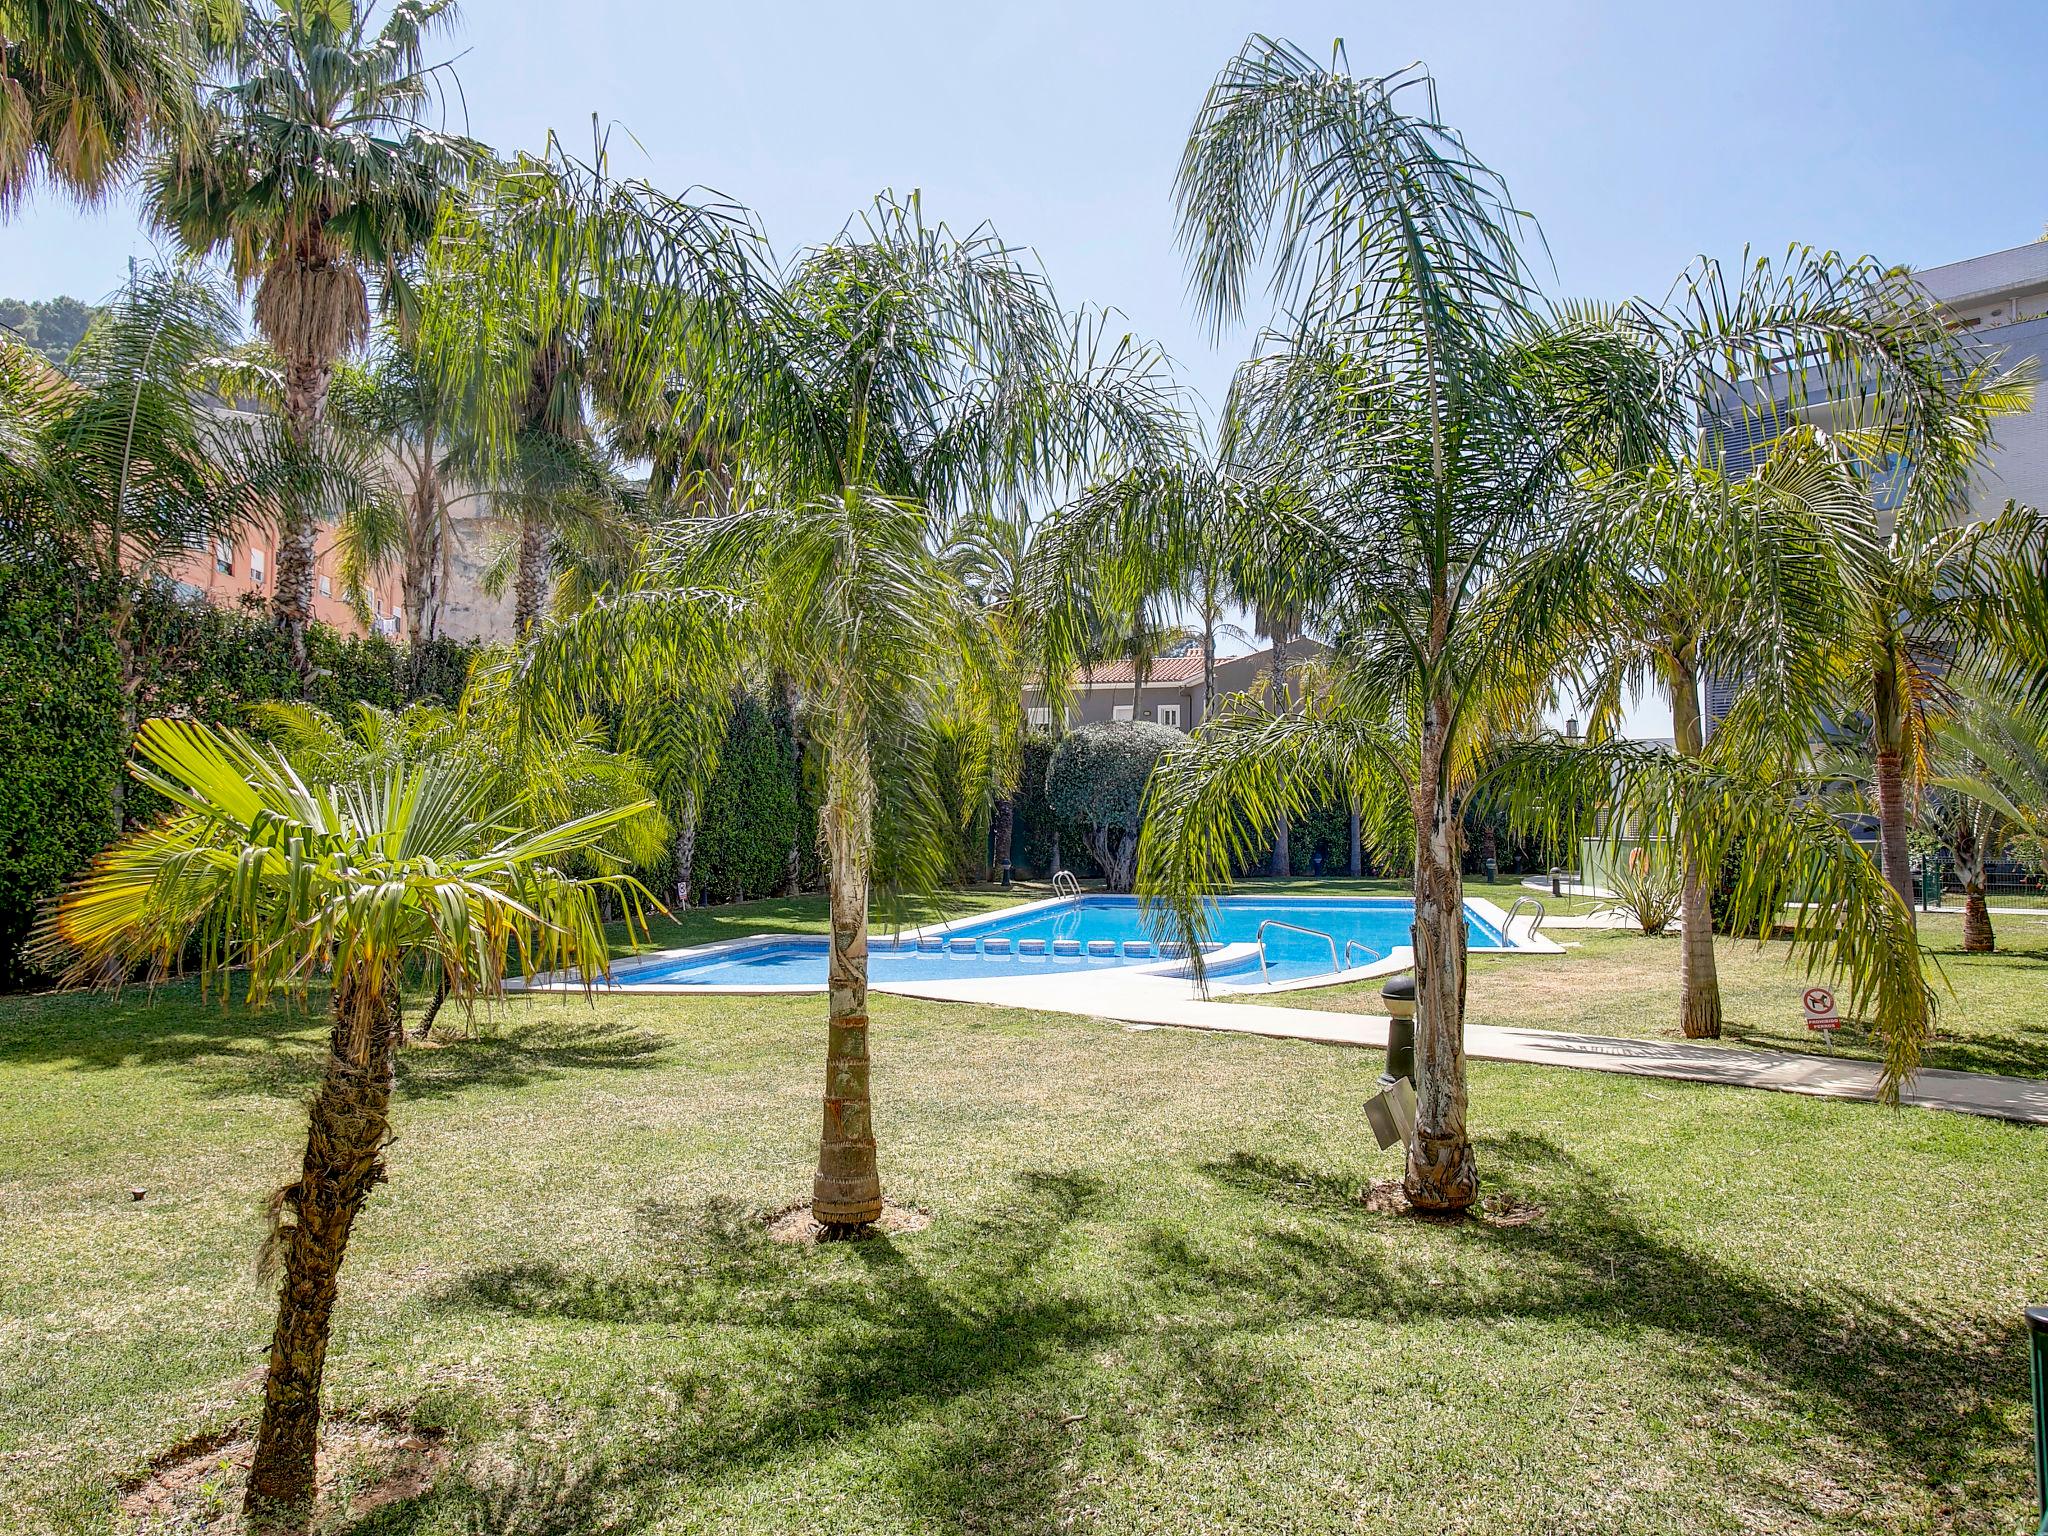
[1046,720,1180,892]
[691,694,802,904]
[0,558,124,984]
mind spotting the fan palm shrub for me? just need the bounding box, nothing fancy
[146,0,479,672]
[30,716,652,1533]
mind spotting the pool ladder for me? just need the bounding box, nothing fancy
[1254,920,1380,986]
[1504,896,1547,942]
[1051,869,1082,900]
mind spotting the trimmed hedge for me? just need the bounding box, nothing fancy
[0,559,124,985]
[692,693,803,904]
[0,576,485,985]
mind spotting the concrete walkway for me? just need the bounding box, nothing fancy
[875,970,2048,1126]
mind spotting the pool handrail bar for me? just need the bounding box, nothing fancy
[1505,896,1547,941]
[1343,939,1382,972]
[1052,869,1082,900]
[1256,919,1340,986]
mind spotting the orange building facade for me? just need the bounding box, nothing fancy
[159,523,409,639]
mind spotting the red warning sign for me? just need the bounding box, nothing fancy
[1802,986,1841,1032]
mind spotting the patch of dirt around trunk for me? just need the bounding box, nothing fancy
[1358,1179,1546,1227]
[764,1198,932,1245]
[119,1419,448,1532]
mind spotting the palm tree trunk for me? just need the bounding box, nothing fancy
[671,790,698,909]
[1670,657,1722,1039]
[401,459,443,644]
[1268,623,1291,877]
[243,966,398,1534]
[1872,660,1916,921]
[1963,885,1994,953]
[813,730,880,1229]
[1955,811,1993,953]
[1348,806,1362,877]
[513,511,548,638]
[992,796,1015,878]
[272,350,333,679]
[1407,701,1476,1212]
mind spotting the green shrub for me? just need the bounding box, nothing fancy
[1046,720,1180,892]
[692,694,802,904]
[0,558,124,985]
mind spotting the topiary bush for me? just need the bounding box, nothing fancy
[0,557,124,985]
[691,693,803,904]
[1045,720,1180,892]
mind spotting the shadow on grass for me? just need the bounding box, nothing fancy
[422,1171,1117,1535]
[1188,1135,2020,1511]
[0,984,671,1102]
[398,1142,2024,1534]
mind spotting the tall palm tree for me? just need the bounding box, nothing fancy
[537,198,1180,1230]
[325,303,476,646]
[0,0,200,208]
[1821,453,2033,918]
[1574,436,1856,1037]
[708,201,1177,1228]
[145,0,478,673]
[1152,38,1940,1206]
[427,124,765,635]
[30,717,652,1534]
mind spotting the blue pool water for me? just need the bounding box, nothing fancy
[609,895,1511,990]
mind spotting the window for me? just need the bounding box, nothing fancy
[319,575,331,597]
[1026,706,1052,728]
[249,548,265,585]
[1157,703,1182,730]
[1111,704,1134,722]
[214,540,233,575]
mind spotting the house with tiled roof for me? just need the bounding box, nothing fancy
[1023,633,1327,734]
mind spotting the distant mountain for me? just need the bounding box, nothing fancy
[0,296,100,367]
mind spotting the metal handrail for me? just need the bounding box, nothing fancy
[1344,939,1382,971]
[1504,896,1547,942]
[1051,869,1081,900]
[1256,919,1340,985]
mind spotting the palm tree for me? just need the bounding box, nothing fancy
[325,307,475,647]
[1820,453,2033,919]
[30,716,652,1534]
[427,124,765,636]
[1574,436,1857,1037]
[536,198,1180,1230]
[145,0,478,673]
[1150,38,1941,1206]
[0,0,199,208]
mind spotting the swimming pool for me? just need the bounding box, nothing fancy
[582,894,1519,992]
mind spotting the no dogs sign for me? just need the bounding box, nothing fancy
[1801,986,1841,1032]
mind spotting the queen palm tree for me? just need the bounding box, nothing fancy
[427,123,765,635]
[30,717,652,1534]
[534,198,1180,1229]
[0,0,199,208]
[1150,38,1941,1207]
[145,0,478,673]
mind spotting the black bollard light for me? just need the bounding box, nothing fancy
[1379,972,1416,1088]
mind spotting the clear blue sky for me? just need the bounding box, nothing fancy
[10,0,2045,728]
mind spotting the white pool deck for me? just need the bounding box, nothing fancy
[872,964,2048,1125]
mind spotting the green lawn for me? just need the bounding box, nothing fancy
[3,964,2046,1533]
[1267,910,2048,1079]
